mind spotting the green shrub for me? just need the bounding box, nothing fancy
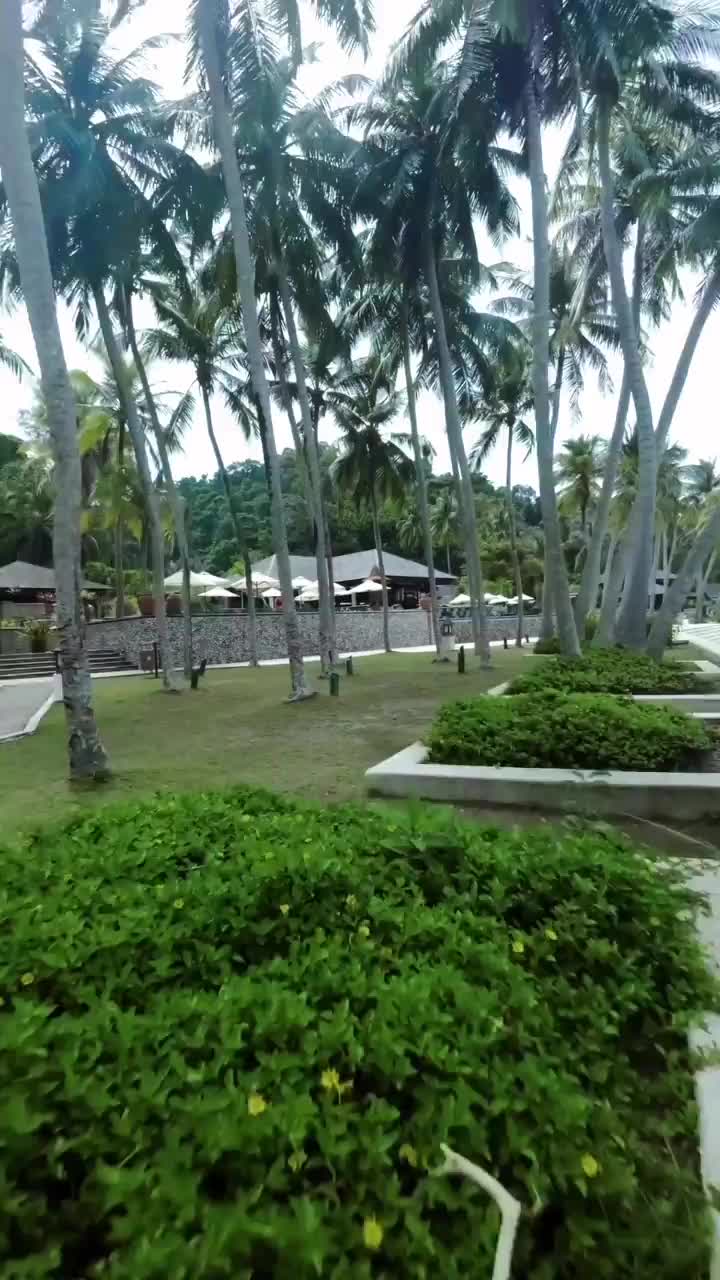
[428,691,713,771]
[533,635,561,654]
[0,790,716,1278]
[511,646,707,696]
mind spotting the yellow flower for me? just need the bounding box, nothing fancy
[512,940,525,954]
[279,903,290,916]
[247,1092,268,1117]
[346,894,358,909]
[20,972,35,986]
[173,898,185,910]
[363,1217,384,1250]
[581,1153,600,1178]
[399,1143,418,1167]
[357,924,370,939]
[0,996,5,1007]
[545,927,558,941]
[288,1150,307,1173]
[321,1068,341,1092]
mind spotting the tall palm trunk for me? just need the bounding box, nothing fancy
[124,293,193,681]
[401,294,441,656]
[539,349,565,642]
[655,265,720,454]
[198,0,310,699]
[0,0,108,779]
[576,223,643,642]
[274,269,334,673]
[94,286,174,691]
[424,231,490,664]
[525,52,580,657]
[504,425,524,647]
[594,534,626,647]
[200,386,258,666]
[695,550,716,624]
[597,99,656,650]
[370,491,391,654]
[648,515,720,658]
[114,426,126,619]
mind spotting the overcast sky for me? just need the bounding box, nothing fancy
[2,0,718,491]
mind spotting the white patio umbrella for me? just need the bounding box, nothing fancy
[262,586,283,599]
[350,579,384,594]
[164,570,227,589]
[507,593,535,604]
[332,584,351,596]
[292,575,315,590]
[449,593,471,605]
[487,594,510,604]
[230,573,279,592]
[199,586,238,599]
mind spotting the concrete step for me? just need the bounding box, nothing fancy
[1,648,136,679]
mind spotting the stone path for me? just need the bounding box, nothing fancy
[688,862,720,1280]
[0,679,55,742]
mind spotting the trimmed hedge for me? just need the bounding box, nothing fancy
[427,691,714,770]
[511,647,709,696]
[0,789,716,1278]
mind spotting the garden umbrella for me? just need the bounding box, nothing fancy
[200,586,238,599]
[164,570,227,589]
[449,593,471,605]
[350,579,384,594]
[292,576,316,590]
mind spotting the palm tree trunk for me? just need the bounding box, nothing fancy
[446,543,452,576]
[198,0,310,699]
[666,526,677,595]
[423,230,490,664]
[200,385,258,666]
[597,98,656,650]
[401,294,441,657]
[0,0,109,779]
[370,491,391,654]
[574,371,632,633]
[577,222,643,642]
[594,536,626,648]
[124,292,193,681]
[525,52,580,658]
[274,270,334,673]
[94,286,174,691]
[504,426,524,647]
[695,550,716,624]
[656,265,720,454]
[648,517,720,658]
[539,349,565,642]
[114,518,125,618]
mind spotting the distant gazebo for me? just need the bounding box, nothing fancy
[0,560,111,620]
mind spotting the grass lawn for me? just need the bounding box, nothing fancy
[0,648,530,838]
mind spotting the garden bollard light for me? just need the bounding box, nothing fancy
[346,656,354,676]
[503,636,508,649]
[330,672,340,696]
[458,645,465,674]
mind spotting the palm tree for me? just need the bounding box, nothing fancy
[555,436,607,543]
[430,484,461,577]
[332,361,414,653]
[0,0,108,778]
[144,280,260,667]
[195,0,311,700]
[354,70,518,664]
[471,349,534,645]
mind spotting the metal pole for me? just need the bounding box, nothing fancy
[153,640,159,678]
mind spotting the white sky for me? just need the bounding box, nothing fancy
[2,0,719,491]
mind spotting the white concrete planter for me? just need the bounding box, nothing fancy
[366,741,720,821]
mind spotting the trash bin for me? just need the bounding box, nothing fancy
[438,607,455,659]
[139,645,157,675]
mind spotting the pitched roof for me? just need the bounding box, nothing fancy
[0,561,110,591]
[253,550,456,584]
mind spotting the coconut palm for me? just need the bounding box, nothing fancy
[332,361,414,653]
[430,484,461,577]
[0,0,108,778]
[194,0,311,699]
[144,279,261,666]
[471,349,535,645]
[353,71,519,664]
[555,436,607,542]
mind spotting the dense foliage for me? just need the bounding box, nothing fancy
[511,649,709,696]
[427,691,713,771]
[0,787,715,1277]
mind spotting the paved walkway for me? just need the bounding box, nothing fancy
[688,862,720,1280]
[680,622,720,660]
[0,679,55,741]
